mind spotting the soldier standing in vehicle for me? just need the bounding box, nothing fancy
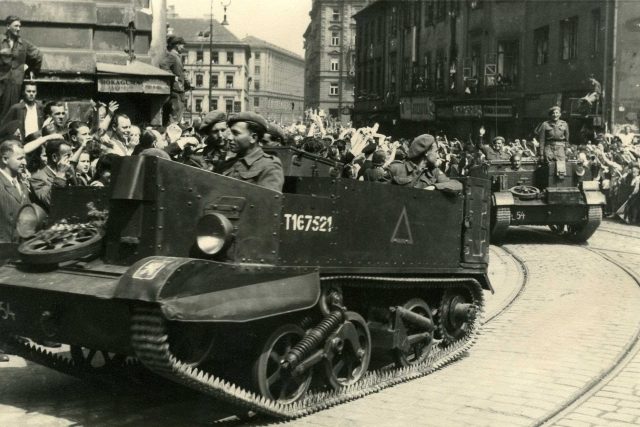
[481,136,511,161]
[222,112,284,192]
[538,106,569,178]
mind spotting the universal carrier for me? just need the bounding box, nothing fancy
[0,147,493,419]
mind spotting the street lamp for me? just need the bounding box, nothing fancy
[221,0,232,26]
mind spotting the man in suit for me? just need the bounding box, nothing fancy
[2,81,43,139]
[29,138,72,209]
[0,16,42,120]
[0,139,29,242]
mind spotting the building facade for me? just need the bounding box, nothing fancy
[354,0,640,141]
[304,0,373,123]
[8,0,172,124]
[242,36,305,124]
[167,18,251,119]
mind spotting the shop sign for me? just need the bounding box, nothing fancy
[98,77,170,95]
[400,97,435,121]
[453,104,483,118]
[483,105,513,118]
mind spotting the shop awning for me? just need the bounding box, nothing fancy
[96,61,173,95]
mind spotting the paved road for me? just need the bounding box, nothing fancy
[1,223,639,426]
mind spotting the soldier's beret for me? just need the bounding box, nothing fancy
[266,123,285,141]
[371,150,387,166]
[167,35,186,47]
[548,106,561,114]
[407,134,435,159]
[198,110,227,132]
[492,136,505,144]
[228,111,268,134]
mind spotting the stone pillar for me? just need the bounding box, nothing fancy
[149,0,167,67]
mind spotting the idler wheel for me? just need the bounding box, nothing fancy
[253,324,312,403]
[19,224,104,265]
[393,298,434,368]
[438,289,476,344]
[323,311,371,390]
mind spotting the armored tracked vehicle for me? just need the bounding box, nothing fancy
[488,158,605,243]
[0,149,492,418]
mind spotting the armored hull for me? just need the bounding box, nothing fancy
[488,159,605,243]
[0,150,492,418]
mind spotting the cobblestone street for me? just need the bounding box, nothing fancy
[1,222,639,426]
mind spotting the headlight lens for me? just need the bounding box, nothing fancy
[16,204,48,239]
[196,213,234,255]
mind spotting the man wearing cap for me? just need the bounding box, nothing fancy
[386,134,462,193]
[160,35,190,125]
[538,106,569,177]
[222,112,284,192]
[481,136,511,161]
[0,16,42,121]
[262,123,284,147]
[169,110,229,170]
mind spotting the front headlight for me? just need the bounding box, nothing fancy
[16,204,48,239]
[196,213,234,255]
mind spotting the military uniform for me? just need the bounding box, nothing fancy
[538,119,569,162]
[221,147,284,192]
[481,144,511,161]
[387,160,462,193]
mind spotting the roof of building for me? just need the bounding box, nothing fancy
[167,18,240,44]
[241,36,304,62]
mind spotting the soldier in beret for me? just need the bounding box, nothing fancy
[0,16,42,121]
[481,136,511,161]
[166,110,228,171]
[222,112,284,192]
[386,134,462,193]
[538,106,569,177]
[160,35,190,125]
[262,123,284,147]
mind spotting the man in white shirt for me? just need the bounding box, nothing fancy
[1,82,43,139]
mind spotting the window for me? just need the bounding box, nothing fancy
[226,51,234,64]
[212,51,219,64]
[534,26,549,65]
[591,9,601,53]
[497,40,519,86]
[255,52,261,60]
[254,97,260,107]
[196,50,203,63]
[331,59,339,71]
[210,98,218,110]
[331,31,340,46]
[254,80,260,90]
[560,17,578,60]
[255,65,261,75]
[234,101,241,113]
[211,74,219,88]
[195,74,203,87]
[436,49,446,93]
[329,83,339,95]
[225,98,234,112]
[195,98,203,113]
[332,8,340,21]
[226,74,234,88]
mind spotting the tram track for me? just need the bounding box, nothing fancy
[535,247,640,427]
[483,246,529,325]
[495,224,640,426]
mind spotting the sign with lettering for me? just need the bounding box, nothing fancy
[453,104,483,118]
[483,105,513,118]
[98,77,170,95]
[400,97,435,121]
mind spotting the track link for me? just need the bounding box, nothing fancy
[491,207,511,243]
[130,276,485,419]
